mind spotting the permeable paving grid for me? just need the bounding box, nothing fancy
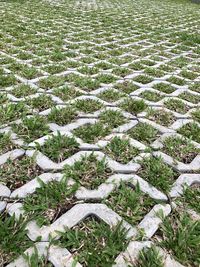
[0,0,200,266]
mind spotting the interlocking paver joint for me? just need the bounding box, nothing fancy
[0,0,200,266]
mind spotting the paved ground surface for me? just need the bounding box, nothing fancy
[0,0,200,266]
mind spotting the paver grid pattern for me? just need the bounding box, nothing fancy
[0,0,200,266]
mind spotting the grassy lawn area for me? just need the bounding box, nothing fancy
[0,0,199,266]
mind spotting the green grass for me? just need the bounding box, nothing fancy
[137,156,178,193]
[103,183,156,226]
[23,178,78,226]
[164,98,189,114]
[0,213,33,266]
[55,218,129,267]
[12,115,50,143]
[133,75,153,84]
[52,86,82,101]
[23,248,53,267]
[0,73,18,88]
[120,98,147,115]
[153,83,176,94]
[25,95,55,112]
[133,246,164,267]
[128,122,159,145]
[179,92,200,104]
[0,93,9,104]
[179,185,200,214]
[0,156,42,190]
[47,106,78,126]
[104,136,140,164]
[63,154,113,189]
[192,108,200,123]
[0,102,30,125]
[73,122,111,143]
[36,132,79,162]
[140,91,163,102]
[99,110,127,128]
[74,99,103,113]
[167,76,186,86]
[162,136,200,163]
[11,84,37,98]
[99,89,125,102]
[158,212,200,267]
[177,122,200,143]
[147,108,175,126]
[0,132,17,154]
[189,82,200,93]
[115,81,139,94]
[38,76,66,90]
[1,0,200,262]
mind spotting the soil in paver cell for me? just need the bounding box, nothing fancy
[0,0,200,265]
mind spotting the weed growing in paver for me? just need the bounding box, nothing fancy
[157,212,200,267]
[162,136,200,163]
[104,137,140,164]
[128,122,159,145]
[164,98,190,114]
[146,108,175,127]
[0,102,30,125]
[73,122,111,144]
[153,83,176,94]
[74,99,103,113]
[25,95,55,112]
[177,122,200,143]
[133,246,164,267]
[120,98,147,115]
[137,156,178,193]
[99,89,125,103]
[12,115,50,143]
[36,133,79,163]
[23,179,78,226]
[0,156,42,190]
[179,92,200,104]
[0,132,17,155]
[52,86,82,101]
[55,218,129,267]
[103,183,156,226]
[63,154,112,189]
[47,106,78,126]
[0,213,33,266]
[99,110,127,128]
